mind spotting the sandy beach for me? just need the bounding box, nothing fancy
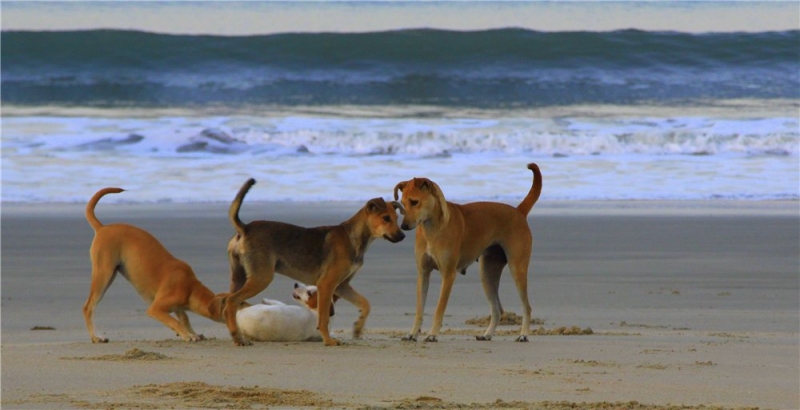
[1,200,798,409]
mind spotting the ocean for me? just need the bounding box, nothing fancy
[2,1,798,203]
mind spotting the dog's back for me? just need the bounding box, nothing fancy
[87,188,181,281]
[92,223,174,256]
[87,208,181,282]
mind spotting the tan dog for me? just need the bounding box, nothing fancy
[211,178,406,346]
[393,163,542,342]
[83,188,226,343]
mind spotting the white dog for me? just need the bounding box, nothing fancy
[236,284,333,342]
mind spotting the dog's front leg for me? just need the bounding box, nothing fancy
[316,275,342,346]
[146,304,201,342]
[176,310,205,341]
[426,268,458,342]
[335,283,370,339]
[403,265,432,342]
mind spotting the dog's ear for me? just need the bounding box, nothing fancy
[207,294,228,321]
[420,179,449,223]
[391,201,405,215]
[305,288,318,310]
[366,198,387,214]
[306,288,336,317]
[393,181,408,200]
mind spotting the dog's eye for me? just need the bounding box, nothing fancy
[409,199,419,206]
[383,215,391,222]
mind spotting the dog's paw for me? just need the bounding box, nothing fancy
[186,334,206,342]
[401,334,417,342]
[475,335,492,341]
[515,335,529,342]
[423,335,438,343]
[324,338,343,346]
[234,338,253,346]
[92,336,109,344]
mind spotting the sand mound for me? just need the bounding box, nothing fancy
[465,311,545,326]
[375,398,757,410]
[130,381,334,408]
[439,325,593,337]
[532,326,594,336]
[63,348,170,361]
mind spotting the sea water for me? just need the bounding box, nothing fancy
[2,2,798,203]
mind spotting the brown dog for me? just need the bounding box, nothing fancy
[83,188,226,343]
[211,178,406,346]
[393,163,542,342]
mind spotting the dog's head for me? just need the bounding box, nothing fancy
[207,293,250,322]
[292,283,336,317]
[363,197,405,243]
[393,177,449,231]
[207,293,229,322]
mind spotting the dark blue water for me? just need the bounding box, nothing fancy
[2,29,798,108]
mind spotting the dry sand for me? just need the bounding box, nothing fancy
[1,200,798,409]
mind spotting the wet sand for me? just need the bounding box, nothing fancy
[1,200,798,409]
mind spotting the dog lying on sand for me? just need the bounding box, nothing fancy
[237,283,330,342]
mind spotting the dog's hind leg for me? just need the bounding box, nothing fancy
[83,252,119,343]
[335,282,370,339]
[477,245,507,341]
[224,261,275,346]
[228,250,247,293]
[507,254,532,342]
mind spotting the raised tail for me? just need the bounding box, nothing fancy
[85,187,125,231]
[229,178,256,236]
[516,163,542,215]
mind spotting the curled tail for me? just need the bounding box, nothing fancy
[85,187,125,231]
[516,163,542,215]
[230,178,256,236]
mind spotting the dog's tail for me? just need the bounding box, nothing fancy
[516,163,542,216]
[85,187,125,231]
[230,178,256,236]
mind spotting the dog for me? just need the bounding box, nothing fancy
[236,283,331,342]
[210,178,406,346]
[393,163,542,342]
[83,187,226,343]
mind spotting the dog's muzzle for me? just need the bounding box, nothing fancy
[385,231,406,243]
[400,217,416,231]
[400,221,417,231]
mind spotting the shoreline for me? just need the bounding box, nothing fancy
[2,200,798,409]
[3,199,798,217]
[3,99,799,119]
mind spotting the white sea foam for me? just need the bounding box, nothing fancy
[4,115,798,157]
[2,113,798,203]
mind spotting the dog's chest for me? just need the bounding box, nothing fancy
[423,244,474,272]
[344,258,364,282]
